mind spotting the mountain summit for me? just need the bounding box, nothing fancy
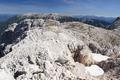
[0,14,120,80]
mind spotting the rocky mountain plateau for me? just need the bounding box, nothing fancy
[0,13,120,80]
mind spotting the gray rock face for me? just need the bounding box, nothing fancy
[109,17,120,29]
[0,14,120,80]
[97,58,120,80]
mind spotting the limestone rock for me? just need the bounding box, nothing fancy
[0,14,120,80]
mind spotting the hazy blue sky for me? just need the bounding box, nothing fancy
[0,0,120,17]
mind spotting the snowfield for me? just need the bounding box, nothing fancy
[85,53,109,76]
[85,65,104,76]
[92,53,110,62]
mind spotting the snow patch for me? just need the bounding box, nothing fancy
[85,65,104,76]
[92,53,109,62]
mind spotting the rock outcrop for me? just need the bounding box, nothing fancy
[109,17,120,29]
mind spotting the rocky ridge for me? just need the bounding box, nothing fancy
[0,14,120,80]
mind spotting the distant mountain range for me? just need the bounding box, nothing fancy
[71,15,116,28]
[73,15,116,23]
[0,14,118,35]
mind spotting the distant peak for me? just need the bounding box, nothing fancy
[116,16,120,20]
